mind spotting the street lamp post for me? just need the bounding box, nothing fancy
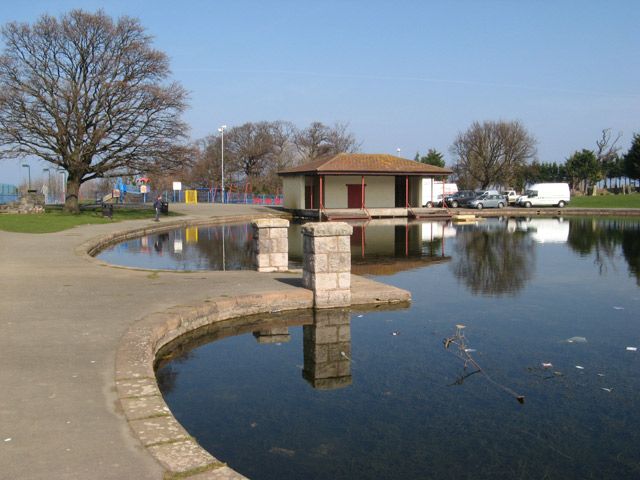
[21,164,31,190]
[58,169,66,204]
[218,125,226,203]
[43,168,51,203]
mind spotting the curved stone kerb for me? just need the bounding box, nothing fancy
[78,213,290,260]
[116,289,313,479]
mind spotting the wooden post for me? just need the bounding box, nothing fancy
[405,176,409,208]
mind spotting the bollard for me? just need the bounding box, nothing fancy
[251,218,290,272]
[301,222,353,308]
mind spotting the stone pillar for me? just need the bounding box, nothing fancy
[253,327,291,344]
[301,222,353,308]
[302,308,352,390]
[251,218,290,272]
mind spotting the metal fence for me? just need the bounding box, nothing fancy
[0,184,19,204]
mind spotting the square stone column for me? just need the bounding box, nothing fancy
[301,222,353,308]
[303,308,352,389]
[251,218,290,272]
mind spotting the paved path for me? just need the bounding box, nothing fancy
[0,204,302,480]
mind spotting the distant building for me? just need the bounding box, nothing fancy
[278,153,452,218]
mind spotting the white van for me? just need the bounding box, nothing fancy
[422,180,457,207]
[516,183,570,208]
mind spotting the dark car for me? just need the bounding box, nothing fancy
[444,190,476,208]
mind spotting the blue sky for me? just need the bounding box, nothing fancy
[1,0,639,185]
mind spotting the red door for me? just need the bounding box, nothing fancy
[347,184,363,208]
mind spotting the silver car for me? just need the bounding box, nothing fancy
[467,193,506,209]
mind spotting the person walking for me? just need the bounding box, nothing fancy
[153,195,162,221]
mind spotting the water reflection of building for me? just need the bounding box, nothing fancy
[302,308,352,390]
[289,219,451,275]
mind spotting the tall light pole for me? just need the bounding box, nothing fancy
[57,169,66,204]
[21,164,31,190]
[43,168,51,203]
[218,125,227,203]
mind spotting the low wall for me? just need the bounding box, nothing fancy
[116,282,409,479]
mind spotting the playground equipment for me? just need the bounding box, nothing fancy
[103,177,151,204]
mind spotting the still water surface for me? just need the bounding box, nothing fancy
[146,217,639,479]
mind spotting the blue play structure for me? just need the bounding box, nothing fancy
[111,177,150,203]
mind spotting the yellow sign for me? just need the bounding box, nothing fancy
[185,190,198,204]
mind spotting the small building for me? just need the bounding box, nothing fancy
[278,153,453,219]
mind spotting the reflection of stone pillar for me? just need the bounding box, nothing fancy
[303,308,352,389]
[252,218,290,272]
[252,327,291,344]
[301,222,353,308]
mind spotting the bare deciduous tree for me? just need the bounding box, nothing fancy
[0,10,189,212]
[596,128,622,165]
[294,121,359,161]
[450,120,537,189]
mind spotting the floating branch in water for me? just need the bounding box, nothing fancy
[443,324,525,404]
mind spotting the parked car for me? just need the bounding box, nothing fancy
[501,189,518,205]
[468,193,507,209]
[444,190,476,208]
[516,183,570,208]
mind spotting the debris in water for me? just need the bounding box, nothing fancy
[340,351,352,362]
[542,362,553,368]
[250,422,258,428]
[626,347,638,352]
[4,438,11,442]
[597,373,606,377]
[357,315,363,318]
[443,324,525,404]
[391,331,400,336]
[575,365,585,370]
[601,388,613,393]
[269,447,295,457]
[566,336,587,343]
[613,306,624,310]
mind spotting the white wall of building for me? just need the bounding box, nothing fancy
[324,175,396,208]
[282,176,305,209]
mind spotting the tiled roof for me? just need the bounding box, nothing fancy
[278,153,452,176]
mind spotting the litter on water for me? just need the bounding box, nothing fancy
[542,362,553,368]
[613,306,624,310]
[391,331,400,336]
[597,373,606,377]
[444,324,525,404]
[566,336,587,343]
[576,365,585,370]
[340,351,353,362]
[357,315,363,318]
[626,347,637,352]
[601,388,613,393]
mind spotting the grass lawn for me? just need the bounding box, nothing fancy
[570,193,640,208]
[0,206,178,233]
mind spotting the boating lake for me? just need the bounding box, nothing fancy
[101,217,640,479]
